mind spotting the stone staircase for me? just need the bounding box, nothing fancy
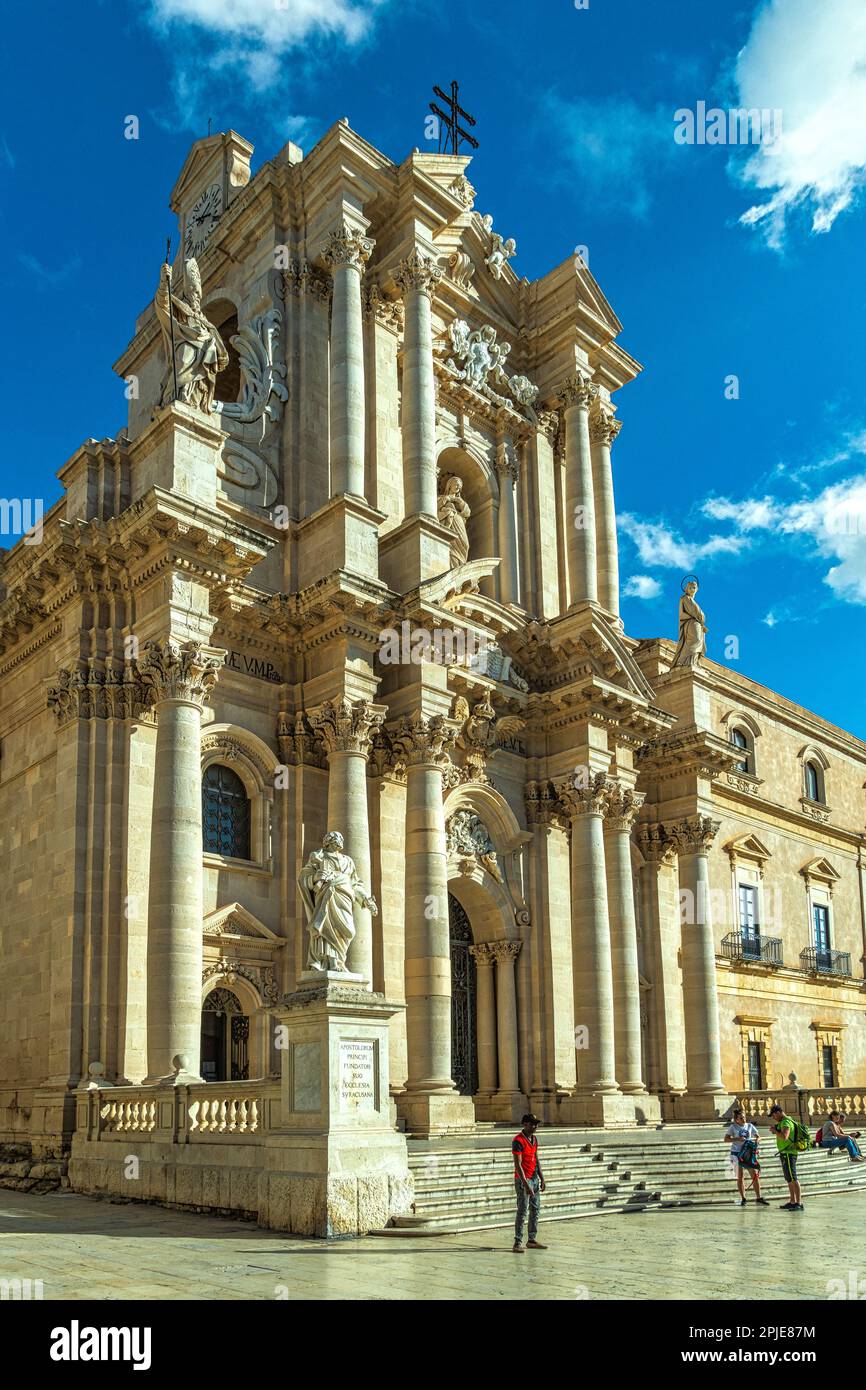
[380,1131,866,1235]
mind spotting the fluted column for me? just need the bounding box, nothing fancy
[636,824,687,1098]
[469,943,497,1095]
[496,438,520,604]
[392,250,443,518]
[393,714,456,1093]
[561,374,598,606]
[141,639,223,1082]
[603,785,646,1093]
[670,816,726,1094]
[589,402,622,617]
[308,697,384,987]
[321,222,374,498]
[491,940,522,1097]
[558,773,618,1093]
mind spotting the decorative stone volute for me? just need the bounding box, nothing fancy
[603,784,645,832]
[391,248,443,298]
[307,697,384,756]
[138,639,224,709]
[391,712,455,767]
[559,373,598,412]
[554,769,610,819]
[667,815,720,855]
[320,222,374,272]
[589,403,622,447]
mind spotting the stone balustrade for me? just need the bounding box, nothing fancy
[734,1086,866,1126]
[77,1081,281,1145]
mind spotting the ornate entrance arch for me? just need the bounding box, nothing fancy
[200,987,249,1082]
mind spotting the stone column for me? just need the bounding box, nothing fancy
[589,402,622,618]
[670,816,726,1096]
[392,250,443,518]
[321,222,374,499]
[603,786,646,1095]
[636,825,687,1102]
[393,714,475,1134]
[141,640,223,1082]
[308,697,384,987]
[561,374,598,607]
[495,438,520,605]
[491,940,522,1103]
[469,943,497,1096]
[558,774,618,1100]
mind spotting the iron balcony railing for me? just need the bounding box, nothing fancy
[800,946,851,978]
[722,931,783,966]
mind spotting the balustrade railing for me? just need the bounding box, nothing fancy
[721,932,783,966]
[733,1079,866,1128]
[76,1080,281,1145]
[799,947,852,978]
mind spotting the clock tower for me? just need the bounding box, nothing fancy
[169,129,253,263]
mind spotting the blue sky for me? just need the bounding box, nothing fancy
[1,0,865,736]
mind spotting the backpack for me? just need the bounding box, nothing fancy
[815,1125,824,1146]
[789,1119,812,1152]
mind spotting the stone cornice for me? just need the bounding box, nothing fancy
[636,724,742,782]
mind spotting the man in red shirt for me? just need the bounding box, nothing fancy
[512,1113,547,1252]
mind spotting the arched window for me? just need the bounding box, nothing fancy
[805,760,822,803]
[731,727,751,775]
[202,763,251,859]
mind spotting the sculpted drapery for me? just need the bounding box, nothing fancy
[297,832,378,974]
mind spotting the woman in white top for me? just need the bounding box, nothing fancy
[724,1106,769,1205]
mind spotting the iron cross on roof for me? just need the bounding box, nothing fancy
[430,81,478,156]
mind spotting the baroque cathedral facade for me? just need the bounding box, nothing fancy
[2,122,865,1156]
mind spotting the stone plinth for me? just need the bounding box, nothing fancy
[261,983,413,1237]
[295,494,386,588]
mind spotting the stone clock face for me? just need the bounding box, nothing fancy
[184,181,223,259]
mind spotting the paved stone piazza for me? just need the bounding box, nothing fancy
[2,1184,865,1302]
[1,114,865,1247]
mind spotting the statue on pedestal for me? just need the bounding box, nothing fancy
[671,577,708,669]
[437,474,471,567]
[298,831,378,975]
[156,258,228,413]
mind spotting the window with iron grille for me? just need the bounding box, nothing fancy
[747,1040,763,1090]
[202,763,251,859]
[822,1043,836,1088]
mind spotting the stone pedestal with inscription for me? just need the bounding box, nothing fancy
[260,983,413,1238]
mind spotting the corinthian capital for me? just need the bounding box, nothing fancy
[469,942,496,967]
[554,769,609,819]
[391,248,443,298]
[488,939,522,966]
[308,697,384,756]
[589,403,622,447]
[668,815,720,855]
[138,640,223,709]
[559,373,598,412]
[635,822,678,867]
[603,784,645,832]
[391,712,455,767]
[320,222,374,273]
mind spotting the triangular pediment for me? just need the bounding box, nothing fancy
[202,902,282,944]
[800,857,840,884]
[169,130,253,213]
[726,833,772,863]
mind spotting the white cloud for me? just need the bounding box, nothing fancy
[148,0,387,105]
[543,96,676,220]
[617,514,749,569]
[623,575,662,600]
[733,0,866,245]
[701,475,866,602]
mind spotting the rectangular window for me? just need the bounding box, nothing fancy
[747,1040,764,1090]
[739,885,760,957]
[822,1044,836,1088]
[813,903,831,965]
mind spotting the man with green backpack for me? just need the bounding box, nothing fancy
[769,1103,810,1211]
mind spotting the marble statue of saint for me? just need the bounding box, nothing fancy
[297,831,378,974]
[671,579,708,669]
[437,474,471,567]
[156,258,228,413]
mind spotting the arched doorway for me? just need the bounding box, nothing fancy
[200,988,250,1082]
[449,894,478,1096]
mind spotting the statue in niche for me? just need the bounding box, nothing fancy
[297,831,378,975]
[437,474,471,567]
[671,577,708,670]
[156,258,228,414]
